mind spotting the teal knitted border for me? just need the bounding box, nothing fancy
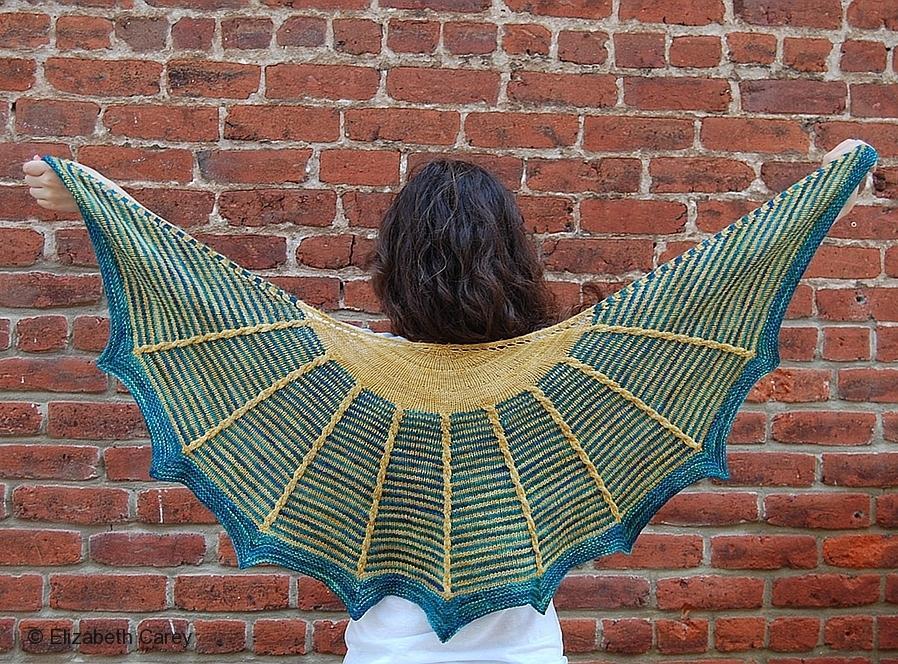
[42,144,877,642]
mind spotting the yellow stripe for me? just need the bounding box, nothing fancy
[485,405,544,576]
[260,381,363,532]
[357,406,404,578]
[526,384,622,522]
[562,355,702,451]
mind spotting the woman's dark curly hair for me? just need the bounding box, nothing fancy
[368,158,559,345]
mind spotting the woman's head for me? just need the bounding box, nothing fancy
[368,158,557,345]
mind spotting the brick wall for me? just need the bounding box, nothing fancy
[1,0,897,661]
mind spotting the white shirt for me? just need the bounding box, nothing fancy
[343,328,568,664]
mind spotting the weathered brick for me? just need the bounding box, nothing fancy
[625,77,731,112]
[741,80,847,115]
[735,0,842,28]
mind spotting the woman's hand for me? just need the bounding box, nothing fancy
[822,139,872,221]
[22,154,79,212]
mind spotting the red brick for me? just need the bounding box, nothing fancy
[297,576,346,611]
[0,401,42,436]
[50,573,166,611]
[16,315,66,352]
[736,0,842,27]
[772,410,875,445]
[783,37,832,73]
[541,237,652,274]
[56,15,113,50]
[77,618,130,656]
[0,356,106,392]
[823,451,898,487]
[380,0,488,10]
[275,15,326,47]
[0,270,103,308]
[670,35,721,68]
[253,618,308,655]
[725,451,817,487]
[714,616,765,652]
[651,158,753,193]
[701,117,809,153]
[48,401,146,440]
[653,491,758,526]
[0,574,42,611]
[194,619,247,654]
[297,234,354,269]
[557,30,608,64]
[528,158,641,193]
[45,57,161,96]
[594,533,702,569]
[0,528,81,565]
[879,326,898,362]
[773,573,880,607]
[14,485,128,523]
[135,618,192,653]
[501,23,550,56]
[219,189,336,228]
[823,534,898,568]
[656,618,709,654]
[0,57,36,91]
[443,21,497,56]
[18,618,74,654]
[104,103,218,141]
[221,17,272,49]
[16,97,99,137]
[742,80,847,115]
[267,63,378,100]
[560,617,598,653]
[504,0,611,18]
[727,31,776,64]
[852,83,898,118]
[0,443,100,480]
[0,227,43,266]
[847,0,898,30]
[313,619,347,655]
[585,116,693,151]
[815,121,898,158]
[838,367,898,403]
[387,67,499,104]
[346,108,459,145]
[167,59,259,98]
[601,618,652,654]
[517,195,574,234]
[115,15,167,51]
[195,233,286,269]
[620,0,724,24]
[614,32,665,68]
[77,144,193,182]
[657,575,764,609]
[0,12,51,48]
[126,187,214,228]
[175,575,290,611]
[89,531,206,566]
[508,71,616,108]
[261,0,365,7]
[465,112,577,148]
[625,77,731,112]
[769,616,820,651]
[224,104,338,142]
[387,18,438,53]
[711,534,818,569]
[319,149,399,186]
[334,17,382,55]
[581,199,687,235]
[824,615,874,650]
[553,575,650,609]
[197,148,310,184]
[172,17,214,49]
[137,487,218,524]
[273,275,340,309]
[841,40,888,73]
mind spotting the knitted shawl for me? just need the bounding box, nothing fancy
[42,143,878,642]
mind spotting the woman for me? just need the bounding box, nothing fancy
[21,138,867,663]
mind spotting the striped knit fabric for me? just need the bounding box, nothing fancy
[42,143,878,642]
